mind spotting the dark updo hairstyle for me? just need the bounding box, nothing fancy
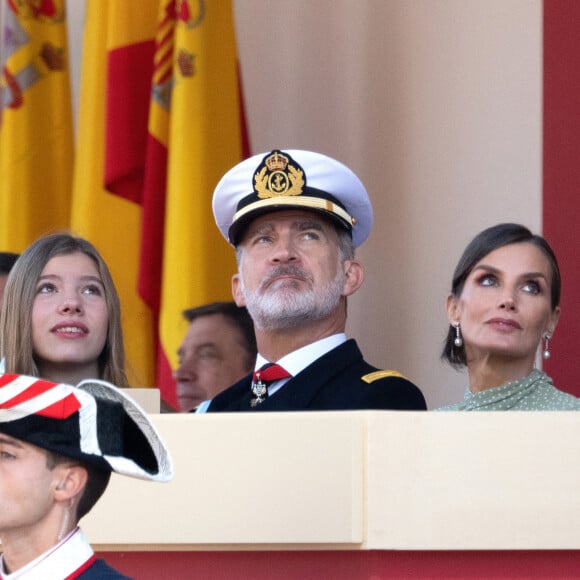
[442,223,561,368]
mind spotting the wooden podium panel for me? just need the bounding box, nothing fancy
[84,413,364,547]
[84,411,580,578]
[365,411,580,550]
[84,411,580,552]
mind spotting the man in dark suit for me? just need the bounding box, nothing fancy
[207,149,426,412]
[174,301,257,413]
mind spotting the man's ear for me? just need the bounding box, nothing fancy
[231,273,246,307]
[53,465,88,502]
[341,260,364,297]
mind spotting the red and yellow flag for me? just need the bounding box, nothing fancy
[71,0,157,386]
[0,0,73,252]
[141,1,248,406]
[73,1,248,401]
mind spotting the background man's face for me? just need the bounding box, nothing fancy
[174,314,250,411]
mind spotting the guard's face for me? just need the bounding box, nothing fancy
[0,435,60,536]
[231,210,361,330]
[32,253,109,380]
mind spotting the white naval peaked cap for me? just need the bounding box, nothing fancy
[0,373,173,482]
[212,149,373,247]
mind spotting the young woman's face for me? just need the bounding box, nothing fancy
[32,253,109,377]
[448,242,560,367]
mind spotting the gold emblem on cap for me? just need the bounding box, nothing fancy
[254,151,305,199]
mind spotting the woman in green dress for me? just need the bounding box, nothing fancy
[439,222,579,411]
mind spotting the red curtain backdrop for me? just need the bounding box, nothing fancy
[99,550,580,579]
[543,1,580,397]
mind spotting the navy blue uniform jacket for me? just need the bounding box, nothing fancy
[207,339,426,412]
[77,559,133,578]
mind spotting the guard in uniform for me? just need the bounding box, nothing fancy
[0,374,173,578]
[207,149,426,412]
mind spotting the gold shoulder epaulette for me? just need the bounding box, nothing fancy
[361,370,407,383]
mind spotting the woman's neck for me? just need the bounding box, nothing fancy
[37,362,100,385]
[467,354,535,393]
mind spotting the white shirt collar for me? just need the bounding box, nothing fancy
[0,527,94,580]
[255,333,347,396]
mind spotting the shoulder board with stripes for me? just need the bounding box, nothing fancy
[361,370,407,383]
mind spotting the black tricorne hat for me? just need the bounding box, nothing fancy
[0,374,173,482]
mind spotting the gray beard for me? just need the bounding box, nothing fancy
[240,264,345,330]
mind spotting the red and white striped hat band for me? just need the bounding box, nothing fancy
[0,374,173,483]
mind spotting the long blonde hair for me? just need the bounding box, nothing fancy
[0,233,128,387]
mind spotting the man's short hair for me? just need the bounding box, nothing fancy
[46,450,112,521]
[0,252,19,275]
[182,302,257,370]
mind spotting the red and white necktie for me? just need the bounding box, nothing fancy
[250,363,291,407]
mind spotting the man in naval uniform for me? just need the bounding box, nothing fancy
[206,149,426,412]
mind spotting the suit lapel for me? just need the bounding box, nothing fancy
[257,340,362,410]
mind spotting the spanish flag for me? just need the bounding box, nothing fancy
[0,0,73,252]
[74,1,248,402]
[71,0,157,386]
[140,1,248,406]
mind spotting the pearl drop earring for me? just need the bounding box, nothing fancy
[453,322,463,348]
[542,333,552,360]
